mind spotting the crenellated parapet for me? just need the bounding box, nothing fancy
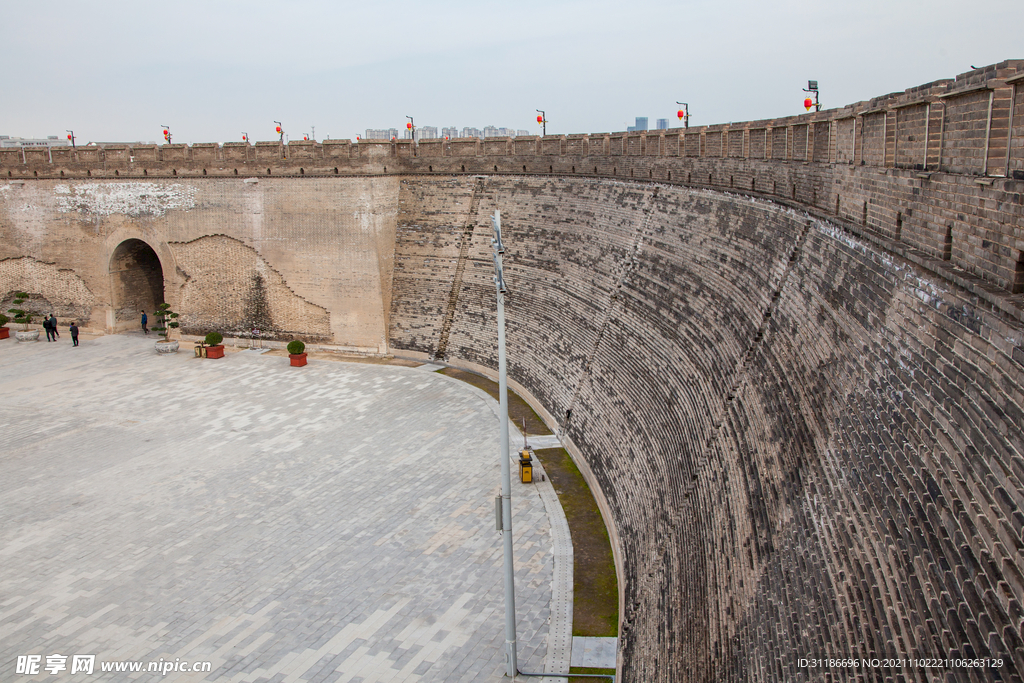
[4,61,1023,304]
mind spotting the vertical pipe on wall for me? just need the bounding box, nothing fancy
[893,110,899,167]
[923,103,931,170]
[853,117,859,165]
[1006,83,1016,178]
[983,89,994,176]
[882,112,887,167]
[938,102,946,172]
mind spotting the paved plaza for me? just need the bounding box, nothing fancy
[0,333,571,682]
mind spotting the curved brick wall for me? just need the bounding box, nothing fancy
[3,61,1024,681]
[389,175,1024,681]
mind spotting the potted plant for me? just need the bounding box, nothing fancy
[204,332,225,359]
[8,292,39,342]
[287,340,307,367]
[0,313,9,340]
[152,302,180,354]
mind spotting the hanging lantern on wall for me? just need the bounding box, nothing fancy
[537,115,543,124]
[276,126,282,133]
[407,122,413,130]
[67,134,72,140]
[804,97,813,111]
[677,109,685,120]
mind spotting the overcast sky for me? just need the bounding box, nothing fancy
[3,0,1022,144]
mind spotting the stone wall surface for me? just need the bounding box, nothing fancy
[389,176,1024,682]
[2,61,1024,682]
[0,177,397,347]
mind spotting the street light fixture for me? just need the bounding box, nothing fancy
[536,110,546,136]
[406,116,415,142]
[274,121,284,143]
[490,209,518,678]
[242,132,249,143]
[160,126,172,144]
[66,130,75,149]
[675,102,690,129]
[803,81,820,112]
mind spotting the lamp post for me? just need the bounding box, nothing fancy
[242,132,249,143]
[406,116,415,142]
[491,209,518,678]
[536,110,546,136]
[275,121,284,143]
[675,102,690,129]
[65,130,75,149]
[160,126,172,144]
[803,81,820,112]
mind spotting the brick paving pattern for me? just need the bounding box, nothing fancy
[0,334,561,682]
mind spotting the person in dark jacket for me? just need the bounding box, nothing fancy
[141,311,148,334]
[69,322,79,347]
[44,315,55,342]
[49,314,59,339]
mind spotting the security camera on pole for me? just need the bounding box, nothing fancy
[491,209,518,678]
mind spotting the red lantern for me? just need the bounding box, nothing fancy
[537,115,543,124]
[407,122,413,129]
[303,135,308,140]
[677,110,684,120]
[276,126,281,133]
[242,135,247,141]
[67,134,72,140]
[804,97,813,111]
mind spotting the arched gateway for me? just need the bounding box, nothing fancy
[108,239,164,329]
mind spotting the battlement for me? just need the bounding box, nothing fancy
[5,60,1023,312]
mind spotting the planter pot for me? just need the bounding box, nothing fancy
[154,340,179,354]
[0,327,9,340]
[206,345,225,359]
[15,329,40,342]
[289,353,308,367]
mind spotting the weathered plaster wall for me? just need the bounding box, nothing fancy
[0,177,397,348]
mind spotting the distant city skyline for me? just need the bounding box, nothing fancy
[2,1,1021,144]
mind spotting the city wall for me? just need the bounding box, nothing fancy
[2,61,1024,681]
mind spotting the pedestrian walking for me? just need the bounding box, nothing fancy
[69,322,79,347]
[141,310,148,334]
[44,315,55,342]
[50,314,59,339]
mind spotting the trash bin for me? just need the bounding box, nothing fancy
[518,449,533,484]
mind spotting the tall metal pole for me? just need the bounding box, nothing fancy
[492,209,518,677]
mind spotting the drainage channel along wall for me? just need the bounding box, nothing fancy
[389,175,1024,682]
[3,61,1024,682]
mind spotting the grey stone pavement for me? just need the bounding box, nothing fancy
[0,333,572,682]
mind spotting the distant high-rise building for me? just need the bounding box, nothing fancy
[656,119,668,130]
[441,127,459,140]
[517,130,530,137]
[634,117,649,131]
[417,126,438,140]
[364,128,398,140]
[482,126,516,138]
[0,135,69,148]
[461,127,482,139]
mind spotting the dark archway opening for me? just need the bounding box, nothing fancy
[109,239,163,327]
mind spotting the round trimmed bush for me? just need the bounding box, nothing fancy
[205,331,223,346]
[0,313,8,327]
[287,340,305,355]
